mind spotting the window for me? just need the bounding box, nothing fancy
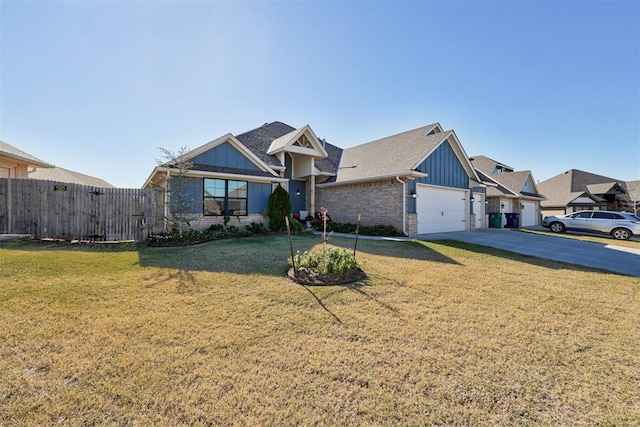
[572,211,593,219]
[592,212,615,219]
[204,178,247,216]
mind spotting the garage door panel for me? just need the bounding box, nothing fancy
[417,185,467,234]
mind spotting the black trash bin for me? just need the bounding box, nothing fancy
[504,213,520,228]
[489,213,502,228]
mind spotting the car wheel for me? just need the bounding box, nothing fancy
[549,222,565,233]
[611,228,632,240]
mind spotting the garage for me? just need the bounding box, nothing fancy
[416,184,468,234]
[521,201,537,226]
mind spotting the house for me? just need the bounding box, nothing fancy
[0,139,53,178]
[537,169,634,217]
[29,166,115,188]
[470,155,545,227]
[143,121,484,237]
[1,140,113,187]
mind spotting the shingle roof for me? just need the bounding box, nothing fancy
[538,169,626,207]
[626,180,640,196]
[332,124,445,183]
[235,121,296,168]
[235,121,342,175]
[0,140,52,168]
[29,166,114,187]
[469,155,513,175]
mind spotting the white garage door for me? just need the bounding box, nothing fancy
[521,201,537,226]
[417,185,467,234]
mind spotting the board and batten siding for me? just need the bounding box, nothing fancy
[408,140,470,214]
[415,140,469,189]
[191,141,260,170]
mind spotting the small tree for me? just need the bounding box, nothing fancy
[267,185,292,232]
[157,146,198,236]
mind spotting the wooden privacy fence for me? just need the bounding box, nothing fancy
[0,178,166,241]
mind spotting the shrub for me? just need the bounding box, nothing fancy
[246,222,268,235]
[290,246,359,276]
[321,222,403,237]
[267,185,292,232]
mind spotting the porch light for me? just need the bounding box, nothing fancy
[470,196,475,201]
[501,203,505,209]
[296,189,301,197]
[521,204,525,209]
[410,190,417,199]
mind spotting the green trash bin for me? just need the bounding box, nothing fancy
[489,213,502,228]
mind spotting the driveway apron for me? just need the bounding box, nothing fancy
[418,229,640,277]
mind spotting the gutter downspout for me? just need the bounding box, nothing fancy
[395,176,408,236]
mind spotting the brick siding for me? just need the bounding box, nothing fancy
[316,179,406,233]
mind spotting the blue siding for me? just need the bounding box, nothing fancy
[248,182,272,214]
[415,140,469,189]
[289,180,306,214]
[192,141,259,170]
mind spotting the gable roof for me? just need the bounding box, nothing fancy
[235,121,341,176]
[470,155,542,199]
[0,140,53,168]
[323,124,478,185]
[538,169,627,207]
[469,155,513,175]
[266,124,328,158]
[29,166,114,188]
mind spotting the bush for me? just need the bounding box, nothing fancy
[290,246,359,276]
[267,185,292,232]
[288,215,306,234]
[321,222,403,237]
[246,222,268,234]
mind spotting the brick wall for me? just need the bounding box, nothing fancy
[316,179,406,232]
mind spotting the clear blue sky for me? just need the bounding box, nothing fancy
[1,0,638,188]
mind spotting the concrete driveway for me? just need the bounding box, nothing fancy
[418,228,640,277]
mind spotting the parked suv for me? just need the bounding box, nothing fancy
[542,210,640,240]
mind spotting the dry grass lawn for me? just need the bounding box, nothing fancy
[1,235,639,425]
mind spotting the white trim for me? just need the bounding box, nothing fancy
[316,171,428,188]
[151,166,288,184]
[267,125,329,158]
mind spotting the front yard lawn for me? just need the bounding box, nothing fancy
[1,235,639,425]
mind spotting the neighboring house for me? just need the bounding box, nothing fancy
[0,139,52,178]
[1,140,113,187]
[623,180,640,215]
[29,166,115,188]
[470,155,545,227]
[144,121,485,236]
[537,169,633,217]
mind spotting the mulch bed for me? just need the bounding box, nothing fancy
[287,267,367,286]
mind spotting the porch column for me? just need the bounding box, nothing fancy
[309,175,315,217]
